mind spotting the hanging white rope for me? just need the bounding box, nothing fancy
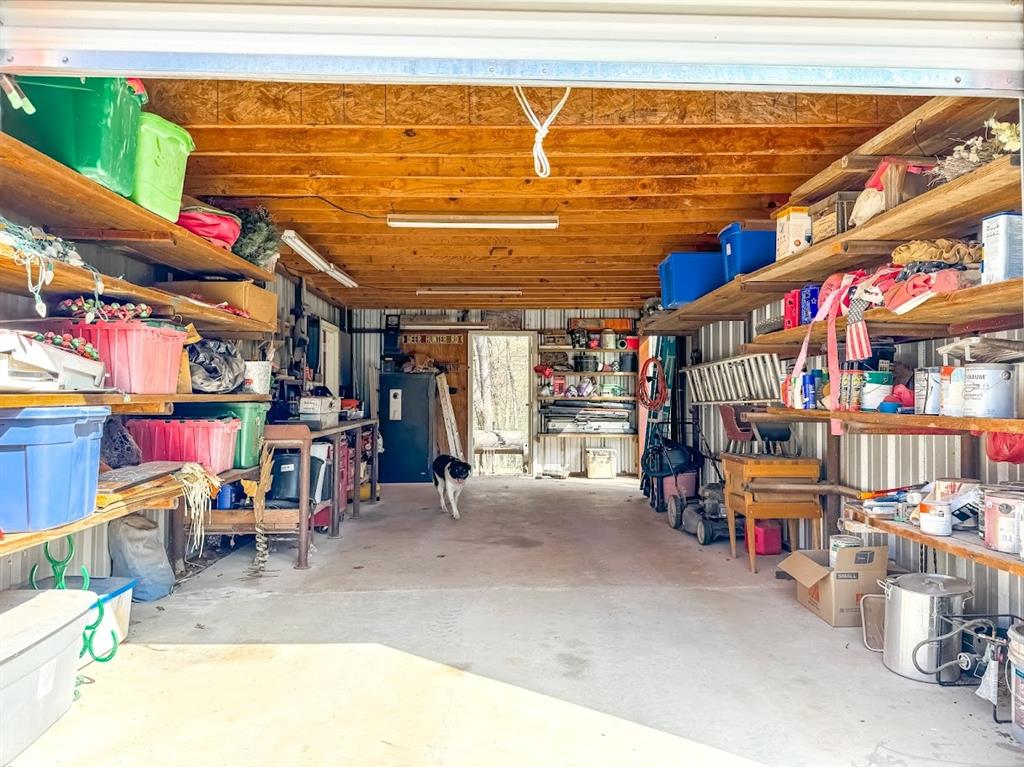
[513,86,572,178]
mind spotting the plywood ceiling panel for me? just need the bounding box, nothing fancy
[146,81,925,309]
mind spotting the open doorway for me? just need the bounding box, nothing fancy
[468,333,534,475]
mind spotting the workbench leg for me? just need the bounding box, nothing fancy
[329,433,343,539]
[746,516,757,574]
[369,423,379,505]
[352,429,363,520]
[727,499,738,559]
[825,432,841,538]
[170,498,186,576]
[296,441,311,570]
[788,520,800,553]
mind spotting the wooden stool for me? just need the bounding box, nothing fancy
[722,453,822,573]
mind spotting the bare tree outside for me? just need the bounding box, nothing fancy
[471,335,531,475]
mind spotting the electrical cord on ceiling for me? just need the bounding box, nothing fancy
[513,86,572,178]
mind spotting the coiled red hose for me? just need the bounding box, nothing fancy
[638,356,668,411]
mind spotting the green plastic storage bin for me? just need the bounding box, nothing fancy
[130,113,195,221]
[173,402,269,469]
[2,77,143,195]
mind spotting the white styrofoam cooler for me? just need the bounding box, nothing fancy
[585,448,618,479]
[0,590,96,765]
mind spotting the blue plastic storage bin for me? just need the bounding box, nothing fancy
[0,406,110,533]
[719,222,776,281]
[659,251,727,308]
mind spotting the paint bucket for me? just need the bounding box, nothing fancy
[914,367,941,415]
[919,499,953,536]
[1008,623,1024,744]
[624,336,640,351]
[982,489,1024,554]
[962,363,1017,418]
[600,329,618,350]
[860,371,893,411]
[940,366,965,417]
[829,535,863,568]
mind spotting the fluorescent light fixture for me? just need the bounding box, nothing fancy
[387,214,559,230]
[281,229,358,288]
[402,322,489,331]
[416,286,523,296]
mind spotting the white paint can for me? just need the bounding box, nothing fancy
[981,211,1023,285]
[940,366,965,417]
[914,367,941,415]
[963,363,1017,419]
[829,535,863,567]
[919,499,953,536]
[983,490,1024,554]
[860,371,893,411]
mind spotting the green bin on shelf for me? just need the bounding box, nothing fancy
[2,76,144,195]
[173,402,270,469]
[130,112,195,221]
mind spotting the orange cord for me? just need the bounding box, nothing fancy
[639,356,668,411]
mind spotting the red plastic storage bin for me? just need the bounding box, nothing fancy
[61,321,185,394]
[127,418,240,474]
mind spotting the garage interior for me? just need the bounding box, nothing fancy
[1,4,1023,767]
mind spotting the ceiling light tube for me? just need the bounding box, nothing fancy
[416,286,523,296]
[281,229,358,288]
[388,214,559,230]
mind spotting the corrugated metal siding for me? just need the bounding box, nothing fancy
[690,316,1024,609]
[353,307,641,475]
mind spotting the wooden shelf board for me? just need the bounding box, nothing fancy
[763,406,1024,434]
[642,155,1021,336]
[0,392,270,415]
[0,482,181,558]
[218,466,261,484]
[0,244,276,334]
[0,134,269,281]
[846,506,1024,578]
[538,396,635,402]
[538,433,638,439]
[746,279,1024,356]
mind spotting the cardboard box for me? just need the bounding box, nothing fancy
[772,205,812,259]
[153,280,278,325]
[778,546,888,627]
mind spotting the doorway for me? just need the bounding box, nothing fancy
[468,333,534,475]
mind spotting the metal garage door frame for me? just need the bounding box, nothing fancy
[1,2,1022,96]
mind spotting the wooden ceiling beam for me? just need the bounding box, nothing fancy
[185,174,808,198]
[271,221,739,236]
[187,153,835,178]
[301,234,717,249]
[186,126,878,156]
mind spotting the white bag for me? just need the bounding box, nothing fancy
[108,514,175,601]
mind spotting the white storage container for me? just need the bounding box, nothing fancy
[0,590,96,765]
[981,211,1023,285]
[33,576,137,667]
[585,448,618,479]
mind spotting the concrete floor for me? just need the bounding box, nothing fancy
[16,477,1024,767]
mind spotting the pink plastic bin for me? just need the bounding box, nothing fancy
[127,418,240,474]
[61,320,185,394]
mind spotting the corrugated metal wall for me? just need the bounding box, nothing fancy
[690,308,1024,613]
[0,245,340,590]
[353,307,641,475]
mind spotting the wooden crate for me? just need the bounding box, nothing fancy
[809,192,859,243]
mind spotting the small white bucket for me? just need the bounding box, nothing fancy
[962,363,1016,418]
[919,499,953,536]
[242,361,272,395]
[829,535,863,567]
[940,366,965,417]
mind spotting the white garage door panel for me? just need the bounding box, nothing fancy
[2,1,1021,94]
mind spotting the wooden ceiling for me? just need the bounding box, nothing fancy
[146,81,924,309]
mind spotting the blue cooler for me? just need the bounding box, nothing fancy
[719,222,776,281]
[659,251,726,308]
[0,406,110,532]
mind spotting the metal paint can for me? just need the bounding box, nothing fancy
[600,329,618,350]
[983,489,1024,554]
[919,499,953,536]
[962,363,1017,418]
[829,534,863,568]
[940,366,966,417]
[860,371,894,411]
[914,367,941,415]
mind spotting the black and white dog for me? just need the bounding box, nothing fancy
[432,454,472,520]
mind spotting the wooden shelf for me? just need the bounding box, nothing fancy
[0,134,269,281]
[763,406,1024,434]
[218,466,261,484]
[642,155,1021,336]
[846,505,1024,578]
[0,244,276,334]
[538,396,636,403]
[538,433,638,439]
[538,346,637,354]
[0,392,271,415]
[745,279,1024,357]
